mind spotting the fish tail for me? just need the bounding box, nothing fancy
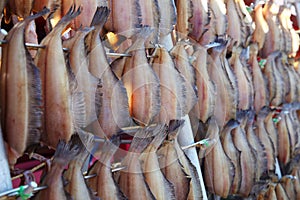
[129,127,156,153]
[90,6,110,32]
[25,7,50,23]
[54,4,81,33]
[53,134,84,166]
[167,119,185,140]
[147,124,167,150]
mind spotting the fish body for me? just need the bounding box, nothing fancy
[34,6,82,148]
[1,10,47,166]
[252,4,269,50]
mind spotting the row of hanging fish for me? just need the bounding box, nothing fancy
[21,120,201,200]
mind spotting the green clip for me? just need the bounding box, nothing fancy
[259,59,267,68]
[18,186,31,200]
[246,6,253,14]
[203,140,209,147]
[273,118,279,123]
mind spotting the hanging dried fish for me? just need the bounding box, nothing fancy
[87,136,127,200]
[275,182,289,200]
[156,0,176,37]
[208,0,227,40]
[0,8,48,166]
[207,42,237,128]
[139,124,176,200]
[174,0,193,39]
[114,27,160,126]
[157,120,191,199]
[203,117,234,198]
[249,43,269,114]
[104,0,142,38]
[252,3,269,51]
[6,0,34,19]
[170,40,198,114]
[85,7,132,138]
[229,46,253,111]
[280,175,297,200]
[151,45,187,123]
[34,134,84,200]
[118,127,156,200]
[34,5,84,148]
[64,133,97,200]
[63,27,99,128]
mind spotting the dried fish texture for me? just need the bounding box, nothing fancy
[191,45,215,123]
[105,0,142,38]
[263,51,284,107]
[156,0,176,37]
[140,124,176,200]
[281,175,296,200]
[87,136,127,200]
[244,110,268,181]
[118,27,160,126]
[264,108,278,157]
[225,0,241,49]
[229,46,252,110]
[64,133,96,200]
[207,43,237,128]
[32,0,58,13]
[175,0,192,39]
[231,116,255,197]
[118,127,156,200]
[158,120,191,200]
[34,6,83,148]
[170,41,198,114]
[264,183,277,200]
[34,134,83,200]
[220,120,241,194]
[248,44,267,112]
[252,3,269,50]
[208,0,227,38]
[203,117,234,198]
[188,0,209,42]
[86,7,132,138]
[152,45,187,123]
[278,6,293,55]
[275,182,289,200]
[0,9,48,166]
[63,27,99,128]
[261,1,281,58]
[255,107,276,171]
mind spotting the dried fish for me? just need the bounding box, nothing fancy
[105,0,142,38]
[34,6,83,148]
[6,0,34,19]
[140,124,176,200]
[87,136,127,200]
[280,175,296,200]
[275,182,289,200]
[34,134,84,200]
[64,133,97,200]
[249,43,269,113]
[156,0,176,37]
[85,7,132,138]
[174,0,193,39]
[203,117,234,198]
[252,3,268,51]
[112,27,160,126]
[0,9,48,166]
[158,120,191,199]
[118,127,156,200]
[208,0,227,39]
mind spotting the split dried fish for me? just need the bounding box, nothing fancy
[118,127,156,200]
[0,9,48,166]
[113,27,160,126]
[203,117,234,198]
[208,0,227,39]
[85,7,132,138]
[190,45,215,124]
[275,182,289,200]
[139,124,176,200]
[157,120,191,199]
[248,41,270,111]
[174,0,193,39]
[64,132,96,200]
[34,134,84,200]
[87,136,127,200]
[34,6,84,148]
[252,3,269,51]
[156,0,176,37]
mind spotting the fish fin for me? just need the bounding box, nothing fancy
[94,78,103,118]
[52,5,81,35]
[98,135,121,163]
[110,57,126,79]
[53,134,84,166]
[167,119,185,140]
[147,124,167,150]
[26,49,43,147]
[127,26,154,52]
[129,127,156,153]
[90,6,110,33]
